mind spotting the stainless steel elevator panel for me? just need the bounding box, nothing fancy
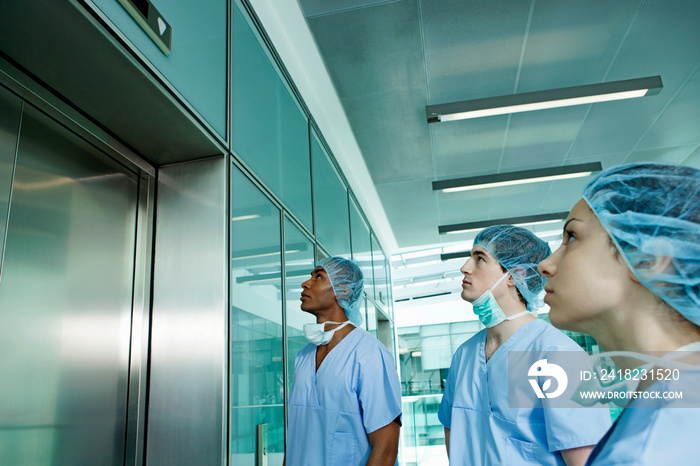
[0,103,139,465]
[148,157,227,466]
[0,85,22,278]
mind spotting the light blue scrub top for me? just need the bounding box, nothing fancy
[438,319,611,465]
[587,369,700,465]
[286,328,402,466]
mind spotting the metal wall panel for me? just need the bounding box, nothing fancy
[0,103,140,465]
[148,156,227,466]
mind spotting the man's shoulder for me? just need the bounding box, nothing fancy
[525,319,584,352]
[348,328,394,361]
[453,328,486,358]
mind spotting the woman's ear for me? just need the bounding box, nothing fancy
[628,255,672,283]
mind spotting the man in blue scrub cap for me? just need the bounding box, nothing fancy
[284,256,402,466]
[438,225,611,465]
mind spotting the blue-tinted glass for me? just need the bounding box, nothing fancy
[371,234,387,306]
[350,197,373,301]
[312,131,350,257]
[232,4,312,230]
[230,165,283,465]
[284,218,315,399]
[0,86,21,277]
[91,0,227,137]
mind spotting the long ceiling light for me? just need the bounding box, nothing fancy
[426,76,662,123]
[439,212,569,235]
[433,162,602,193]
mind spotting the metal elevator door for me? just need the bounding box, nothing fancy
[0,84,140,466]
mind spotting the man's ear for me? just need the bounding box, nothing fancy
[508,267,527,286]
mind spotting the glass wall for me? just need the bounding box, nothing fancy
[284,217,316,399]
[230,165,284,466]
[350,196,373,300]
[311,130,351,257]
[232,3,313,231]
[228,2,396,464]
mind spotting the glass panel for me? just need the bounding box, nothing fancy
[402,396,448,464]
[312,130,350,257]
[0,104,138,465]
[350,197,373,301]
[284,217,315,398]
[371,234,385,304]
[385,258,393,319]
[0,86,21,278]
[91,0,228,137]
[232,4,312,230]
[230,165,284,466]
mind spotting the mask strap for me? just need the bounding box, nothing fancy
[490,272,509,291]
[504,310,532,322]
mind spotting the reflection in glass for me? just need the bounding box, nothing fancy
[312,130,350,257]
[0,86,22,276]
[284,217,315,400]
[372,234,387,307]
[232,3,312,230]
[230,165,284,465]
[350,197,373,301]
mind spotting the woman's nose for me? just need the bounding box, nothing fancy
[538,252,556,278]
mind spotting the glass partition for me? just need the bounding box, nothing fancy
[311,130,350,257]
[284,217,315,400]
[350,196,373,301]
[0,86,21,278]
[230,165,284,466]
[371,234,386,305]
[232,3,312,231]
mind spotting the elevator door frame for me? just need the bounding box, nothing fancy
[0,58,156,466]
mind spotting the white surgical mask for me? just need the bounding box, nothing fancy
[572,342,700,408]
[303,321,351,346]
[472,273,531,328]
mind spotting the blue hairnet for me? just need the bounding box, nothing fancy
[474,225,552,310]
[317,256,364,326]
[583,163,700,325]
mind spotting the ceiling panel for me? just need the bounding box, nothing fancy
[307,0,431,184]
[420,0,530,103]
[517,0,642,92]
[432,116,508,178]
[500,106,589,170]
[299,0,398,18]
[637,67,700,150]
[377,178,440,248]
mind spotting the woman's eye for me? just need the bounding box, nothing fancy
[565,231,576,243]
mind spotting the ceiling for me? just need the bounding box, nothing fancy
[296,0,700,261]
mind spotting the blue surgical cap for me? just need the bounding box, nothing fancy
[317,256,364,326]
[474,225,552,310]
[583,163,700,325]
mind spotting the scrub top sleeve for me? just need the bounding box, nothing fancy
[358,346,403,434]
[543,405,612,452]
[437,350,459,429]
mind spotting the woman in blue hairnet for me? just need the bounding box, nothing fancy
[538,163,700,465]
[284,256,402,466]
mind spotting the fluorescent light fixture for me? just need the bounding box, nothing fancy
[433,162,602,193]
[439,212,568,235]
[426,76,662,123]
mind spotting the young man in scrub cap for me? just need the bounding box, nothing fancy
[438,225,611,465]
[284,256,402,466]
